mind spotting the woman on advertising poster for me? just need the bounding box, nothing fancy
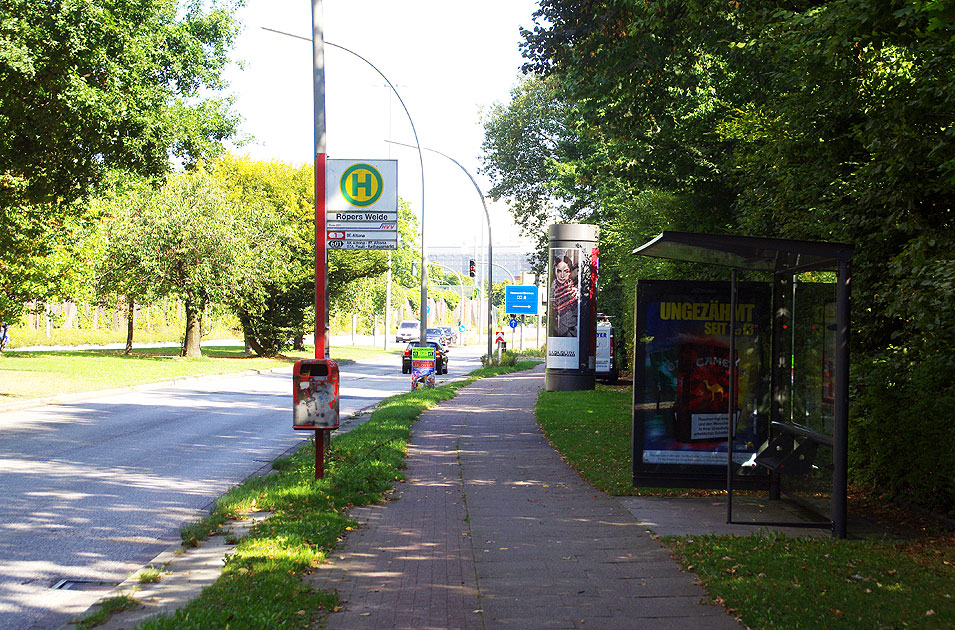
[550,250,580,338]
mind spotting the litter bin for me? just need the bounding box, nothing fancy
[292,359,340,430]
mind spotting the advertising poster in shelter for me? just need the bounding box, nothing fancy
[633,280,771,486]
[547,247,582,369]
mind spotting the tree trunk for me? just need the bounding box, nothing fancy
[124,300,134,355]
[182,297,202,357]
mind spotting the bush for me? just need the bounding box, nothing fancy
[480,349,519,368]
[850,352,955,516]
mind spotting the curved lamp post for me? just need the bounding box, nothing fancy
[386,140,494,361]
[262,26,430,348]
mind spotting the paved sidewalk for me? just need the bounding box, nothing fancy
[308,365,743,629]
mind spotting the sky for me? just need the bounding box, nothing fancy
[223,0,542,251]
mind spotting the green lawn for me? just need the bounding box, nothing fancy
[534,384,955,629]
[0,344,400,402]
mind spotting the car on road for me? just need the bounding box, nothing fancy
[395,320,420,343]
[425,327,452,346]
[401,341,449,374]
[439,326,457,346]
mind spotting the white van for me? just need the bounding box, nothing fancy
[595,318,618,382]
[395,320,420,343]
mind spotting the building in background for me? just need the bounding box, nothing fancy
[429,245,534,284]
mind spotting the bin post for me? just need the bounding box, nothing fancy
[315,430,325,479]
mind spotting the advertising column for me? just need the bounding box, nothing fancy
[545,223,598,391]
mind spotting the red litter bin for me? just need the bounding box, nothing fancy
[292,359,340,430]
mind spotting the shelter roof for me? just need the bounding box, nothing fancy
[632,231,853,273]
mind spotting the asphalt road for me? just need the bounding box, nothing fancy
[0,344,484,630]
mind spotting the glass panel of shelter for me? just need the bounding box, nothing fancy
[770,272,838,516]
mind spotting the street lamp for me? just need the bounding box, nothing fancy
[385,140,494,361]
[490,261,516,283]
[262,27,430,351]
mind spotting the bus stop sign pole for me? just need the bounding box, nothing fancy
[312,0,327,479]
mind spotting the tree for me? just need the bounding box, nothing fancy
[481,74,586,247]
[0,0,242,323]
[92,175,161,353]
[211,156,314,356]
[106,167,252,357]
[507,0,955,510]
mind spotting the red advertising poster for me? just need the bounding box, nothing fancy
[674,343,740,442]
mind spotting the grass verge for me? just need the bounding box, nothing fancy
[0,344,399,402]
[536,382,717,497]
[535,383,955,629]
[118,360,538,629]
[74,595,139,630]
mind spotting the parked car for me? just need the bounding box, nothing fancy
[395,320,420,343]
[425,327,451,346]
[401,341,449,374]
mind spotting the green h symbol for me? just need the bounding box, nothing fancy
[341,164,383,206]
[351,172,373,198]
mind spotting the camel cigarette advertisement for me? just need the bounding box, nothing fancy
[547,247,582,369]
[633,281,771,478]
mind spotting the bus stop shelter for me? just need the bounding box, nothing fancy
[633,231,853,538]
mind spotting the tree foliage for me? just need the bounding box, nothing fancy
[483,0,955,511]
[212,156,313,356]
[0,0,242,322]
[97,166,253,356]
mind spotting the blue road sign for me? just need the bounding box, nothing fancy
[504,285,539,315]
[509,318,518,329]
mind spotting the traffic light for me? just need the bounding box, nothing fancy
[469,259,476,277]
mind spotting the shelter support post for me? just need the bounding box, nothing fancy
[833,260,851,538]
[727,269,738,524]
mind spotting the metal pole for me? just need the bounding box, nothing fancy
[727,269,738,523]
[384,140,493,360]
[311,0,326,363]
[315,429,324,479]
[311,0,327,480]
[384,251,392,350]
[833,260,851,538]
